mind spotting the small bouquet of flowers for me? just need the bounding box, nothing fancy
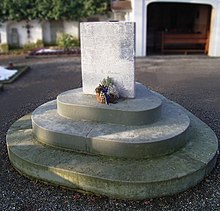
[95,76,119,104]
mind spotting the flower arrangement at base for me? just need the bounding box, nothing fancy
[95,76,119,104]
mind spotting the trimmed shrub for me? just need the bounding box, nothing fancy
[57,33,80,50]
[36,40,44,48]
[22,43,36,52]
[0,43,9,53]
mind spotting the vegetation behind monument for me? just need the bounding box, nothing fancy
[0,0,110,22]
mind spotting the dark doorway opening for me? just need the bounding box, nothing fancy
[147,3,211,55]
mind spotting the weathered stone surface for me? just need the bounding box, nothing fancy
[80,22,135,98]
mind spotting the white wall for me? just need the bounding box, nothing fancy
[31,20,43,43]
[130,0,145,56]
[3,16,113,46]
[0,23,7,43]
[42,20,79,43]
[7,20,42,46]
[63,21,79,37]
[5,20,80,45]
[208,2,220,56]
[42,21,51,43]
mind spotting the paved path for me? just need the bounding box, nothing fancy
[0,55,219,210]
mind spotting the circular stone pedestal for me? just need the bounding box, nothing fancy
[57,83,162,126]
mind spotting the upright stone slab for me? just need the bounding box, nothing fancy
[80,22,135,98]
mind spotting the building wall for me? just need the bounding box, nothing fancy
[41,20,80,44]
[0,11,112,47]
[6,20,42,46]
[1,19,80,47]
[42,21,51,44]
[0,23,7,44]
[63,21,79,37]
[131,0,220,57]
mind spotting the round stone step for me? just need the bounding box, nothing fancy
[6,111,218,199]
[57,83,162,126]
[32,98,190,159]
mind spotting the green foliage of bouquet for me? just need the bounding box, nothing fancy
[95,76,119,104]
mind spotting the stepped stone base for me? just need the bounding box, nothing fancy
[32,100,190,159]
[57,83,162,126]
[7,111,218,199]
[6,86,219,199]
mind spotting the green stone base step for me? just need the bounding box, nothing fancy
[7,106,218,199]
[57,83,162,126]
[32,99,190,159]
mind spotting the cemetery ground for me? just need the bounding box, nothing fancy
[0,54,219,210]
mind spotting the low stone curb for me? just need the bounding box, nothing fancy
[0,66,30,84]
[0,83,3,91]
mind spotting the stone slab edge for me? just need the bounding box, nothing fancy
[32,99,190,159]
[0,66,30,84]
[57,83,162,126]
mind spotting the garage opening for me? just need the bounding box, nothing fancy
[147,3,211,55]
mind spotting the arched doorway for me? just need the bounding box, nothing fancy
[147,3,212,55]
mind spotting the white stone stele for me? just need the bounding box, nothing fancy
[80,21,135,98]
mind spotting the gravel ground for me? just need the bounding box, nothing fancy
[0,55,219,210]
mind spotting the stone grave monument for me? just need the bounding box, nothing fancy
[80,22,135,98]
[6,22,218,199]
